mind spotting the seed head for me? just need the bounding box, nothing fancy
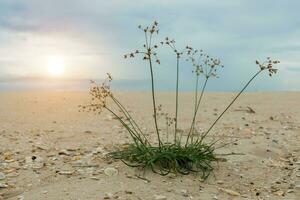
[80,73,113,114]
[255,57,280,76]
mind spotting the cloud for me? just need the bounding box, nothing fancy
[0,0,300,90]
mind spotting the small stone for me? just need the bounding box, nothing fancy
[34,142,49,150]
[92,147,108,155]
[58,170,74,175]
[17,196,24,200]
[104,167,118,176]
[272,139,278,144]
[218,188,240,196]
[154,194,167,200]
[181,189,188,197]
[125,190,133,194]
[0,183,8,188]
[84,130,92,134]
[104,192,113,199]
[90,176,100,180]
[274,190,284,196]
[295,185,300,189]
[25,156,44,169]
[58,150,72,156]
[216,180,224,184]
[3,152,14,162]
[0,173,6,180]
[9,161,20,169]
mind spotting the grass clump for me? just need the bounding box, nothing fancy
[80,21,280,179]
[110,143,216,177]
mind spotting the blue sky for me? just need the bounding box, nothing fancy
[0,0,300,91]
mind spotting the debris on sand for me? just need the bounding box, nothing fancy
[234,106,256,114]
[24,156,45,169]
[154,194,167,200]
[57,170,75,175]
[218,187,240,196]
[0,173,5,180]
[0,183,8,188]
[104,167,118,176]
[181,189,189,197]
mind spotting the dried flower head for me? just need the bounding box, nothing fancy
[161,37,186,58]
[79,73,113,114]
[124,21,161,64]
[255,57,280,76]
[156,104,175,127]
[187,48,223,78]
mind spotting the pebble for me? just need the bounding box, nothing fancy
[104,167,118,176]
[212,195,218,200]
[58,150,72,156]
[58,170,74,175]
[0,173,5,180]
[295,185,300,189]
[218,188,240,196]
[90,176,100,180]
[125,190,133,194]
[181,189,188,197]
[104,192,113,199]
[154,194,167,200]
[25,156,44,169]
[18,195,24,200]
[34,142,49,150]
[0,183,8,188]
[84,130,92,134]
[92,147,108,155]
[274,190,284,196]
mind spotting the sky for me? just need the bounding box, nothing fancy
[0,0,300,91]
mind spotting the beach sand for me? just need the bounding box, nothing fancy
[0,91,299,200]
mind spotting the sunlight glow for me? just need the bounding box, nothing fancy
[47,56,65,76]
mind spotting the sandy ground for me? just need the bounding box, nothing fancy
[0,91,299,200]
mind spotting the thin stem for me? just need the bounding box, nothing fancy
[174,55,180,143]
[105,107,145,146]
[199,70,262,143]
[110,95,150,145]
[194,75,199,116]
[185,77,208,146]
[166,123,169,143]
[148,55,162,147]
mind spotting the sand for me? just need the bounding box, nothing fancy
[0,91,299,200]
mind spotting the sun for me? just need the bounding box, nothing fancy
[47,56,65,76]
